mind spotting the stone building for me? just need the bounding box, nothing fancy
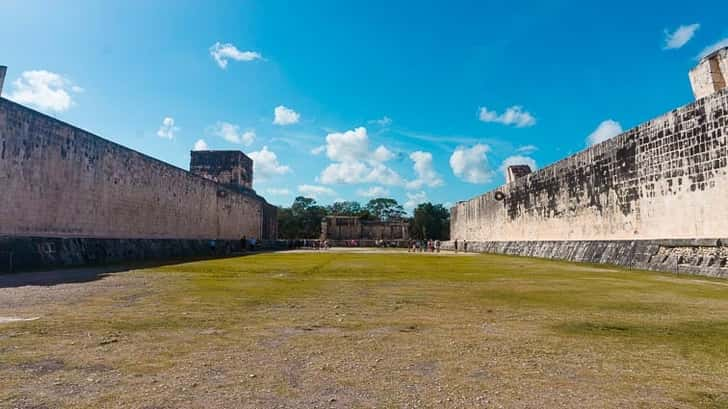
[0,68,277,271]
[190,150,254,191]
[450,50,728,278]
[689,46,728,100]
[321,216,409,243]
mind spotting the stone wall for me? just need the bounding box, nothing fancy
[0,97,275,242]
[441,239,728,279]
[451,89,728,244]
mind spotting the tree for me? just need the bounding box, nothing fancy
[327,201,363,216]
[410,202,450,240]
[365,198,405,221]
[277,196,328,239]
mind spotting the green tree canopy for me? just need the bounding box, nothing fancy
[409,202,450,240]
[277,196,328,239]
[327,201,363,216]
[365,198,405,221]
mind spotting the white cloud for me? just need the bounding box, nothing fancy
[586,119,623,146]
[266,188,291,196]
[298,184,336,199]
[516,144,538,154]
[311,145,326,155]
[209,42,262,69]
[372,145,395,162]
[318,127,404,186]
[212,121,255,146]
[697,38,728,60]
[478,106,536,127]
[407,151,444,189]
[157,117,179,140]
[357,186,389,198]
[499,155,537,179]
[8,70,81,113]
[368,116,392,126]
[273,105,300,125]
[663,24,700,50]
[404,191,428,211]
[325,127,370,162]
[449,144,494,184]
[193,139,209,151]
[248,146,291,180]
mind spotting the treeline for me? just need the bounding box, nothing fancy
[277,196,450,240]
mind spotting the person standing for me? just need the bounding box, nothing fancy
[463,239,468,253]
[454,239,459,253]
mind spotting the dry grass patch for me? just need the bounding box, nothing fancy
[1,251,728,408]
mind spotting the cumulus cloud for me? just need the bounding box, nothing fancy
[372,145,395,162]
[324,127,370,162]
[248,146,291,180]
[499,155,537,179]
[586,119,623,146]
[663,24,700,50]
[407,151,444,190]
[368,116,392,126]
[318,127,404,186]
[516,144,538,154]
[157,117,179,139]
[697,38,728,60]
[8,70,82,113]
[449,144,494,184]
[273,105,300,125]
[209,42,262,69]
[311,145,326,155]
[212,121,255,146]
[404,191,428,211]
[357,186,390,198]
[266,188,291,196]
[298,184,336,199]
[478,106,536,127]
[193,139,209,151]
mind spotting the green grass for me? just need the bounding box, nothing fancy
[2,251,728,408]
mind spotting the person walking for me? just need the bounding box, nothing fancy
[435,239,441,253]
[463,239,468,253]
[454,239,459,253]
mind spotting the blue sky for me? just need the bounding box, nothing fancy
[2,0,727,212]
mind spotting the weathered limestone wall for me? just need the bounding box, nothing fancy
[451,89,728,243]
[0,97,274,241]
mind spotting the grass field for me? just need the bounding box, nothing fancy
[2,250,728,408]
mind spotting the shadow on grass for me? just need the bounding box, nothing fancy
[0,251,267,289]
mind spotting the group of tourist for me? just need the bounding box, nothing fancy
[408,239,442,253]
[453,239,468,253]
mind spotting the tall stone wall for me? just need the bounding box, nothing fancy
[451,89,728,243]
[0,97,274,242]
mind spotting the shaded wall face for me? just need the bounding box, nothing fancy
[451,90,728,242]
[0,99,269,240]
